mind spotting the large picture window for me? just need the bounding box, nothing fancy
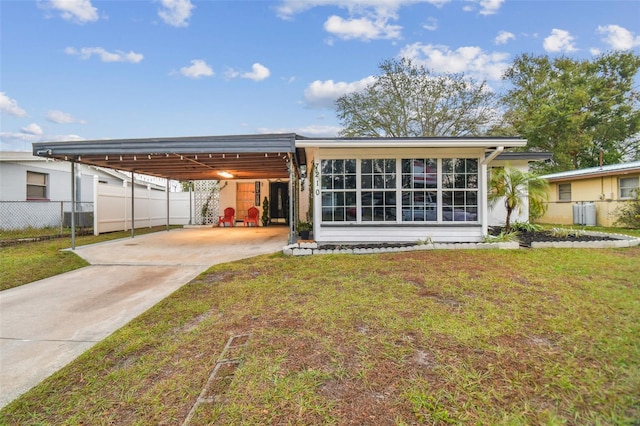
[319,157,479,224]
[26,171,48,200]
[320,159,357,222]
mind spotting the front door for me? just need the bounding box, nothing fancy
[236,182,255,224]
[269,181,289,223]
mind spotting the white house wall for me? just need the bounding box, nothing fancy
[309,147,488,244]
[486,160,531,227]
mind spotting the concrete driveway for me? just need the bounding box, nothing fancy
[0,225,288,409]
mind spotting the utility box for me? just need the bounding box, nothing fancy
[573,202,596,226]
[63,211,94,228]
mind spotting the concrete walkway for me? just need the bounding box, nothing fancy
[0,226,288,409]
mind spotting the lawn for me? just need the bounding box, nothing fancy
[0,226,180,291]
[1,246,638,424]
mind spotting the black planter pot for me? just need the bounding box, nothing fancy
[299,230,310,240]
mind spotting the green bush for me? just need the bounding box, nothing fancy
[614,195,640,228]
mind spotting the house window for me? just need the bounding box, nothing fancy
[361,159,396,221]
[441,158,478,222]
[319,157,479,224]
[619,177,639,199]
[26,171,48,200]
[320,159,357,222]
[402,158,438,221]
[558,183,572,202]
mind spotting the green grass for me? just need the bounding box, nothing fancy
[0,226,180,291]
[1,246,639,424]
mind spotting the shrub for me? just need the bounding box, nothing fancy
[511,221,543,233]
[614,195,640,228]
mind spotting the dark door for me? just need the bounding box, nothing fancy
[269,181,289,223]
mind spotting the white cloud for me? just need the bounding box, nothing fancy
[399,43,510,81]
[590,48,602,56]
[276,0,450,20]
[42,0,99,24]
[462,0,505,15]
[241,63,271,81]
[423,17,438,31]
[46,110,86,124]
[597,24,640,50]
[65,47,144,63]
[478,0,504,15]
[158,0,194,27]
[0,92,27,117]
[304,76,377,109]
[543,29,577,53]
[21,123,44,136]
[494,30,515,45]
[179,59,214,79]
[324,15,402,40]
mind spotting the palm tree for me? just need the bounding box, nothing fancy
[488,167,549,233]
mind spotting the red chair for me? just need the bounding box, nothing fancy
[218,207,235,227]
[243,207,260,227]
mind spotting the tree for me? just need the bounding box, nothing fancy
[336,58,499,137]
[488,167,549,233]
[501,52,640,173]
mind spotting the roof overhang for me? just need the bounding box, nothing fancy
[33,133,299,181]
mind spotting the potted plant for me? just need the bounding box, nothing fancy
[261,197,270,226]
[297,220,312,240]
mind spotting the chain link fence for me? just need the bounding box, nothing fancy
[0,201,94,242]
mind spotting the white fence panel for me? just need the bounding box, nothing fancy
[95,178,193,234]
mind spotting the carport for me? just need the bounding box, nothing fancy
[33,133,307,246]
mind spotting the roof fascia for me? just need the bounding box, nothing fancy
[295,138,527,149]
[33,133,298,158]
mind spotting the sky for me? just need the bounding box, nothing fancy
[1,0,640,152]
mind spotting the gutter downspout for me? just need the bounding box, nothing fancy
[480,146,504,237]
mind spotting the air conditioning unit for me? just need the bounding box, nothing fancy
[63,211,94,228]
[572,202,596,226]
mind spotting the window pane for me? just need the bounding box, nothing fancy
[27,186,46,199]
[620,177,638,199]
[345,175,357,189]
[361,175,372,189]
[345,159,356,173]
[558,183,571,201]
[321,175,333,190]
[27,172,46,185]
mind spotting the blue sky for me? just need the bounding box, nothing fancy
[1,0,639,151]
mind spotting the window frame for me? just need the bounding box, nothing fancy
[557,183,572,202]
[619,176,639,199]
[26,171,49,201]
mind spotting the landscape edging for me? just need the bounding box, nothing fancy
[283,232,640,256]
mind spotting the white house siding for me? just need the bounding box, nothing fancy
[308,147,488,244]
[486,160,532,227]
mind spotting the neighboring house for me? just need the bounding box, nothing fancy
[538,161,640,227]
[32,134,547,243]
[0,151,168,202]
[0,152,171,230]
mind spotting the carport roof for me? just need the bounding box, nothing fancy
[33,133,302,181]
